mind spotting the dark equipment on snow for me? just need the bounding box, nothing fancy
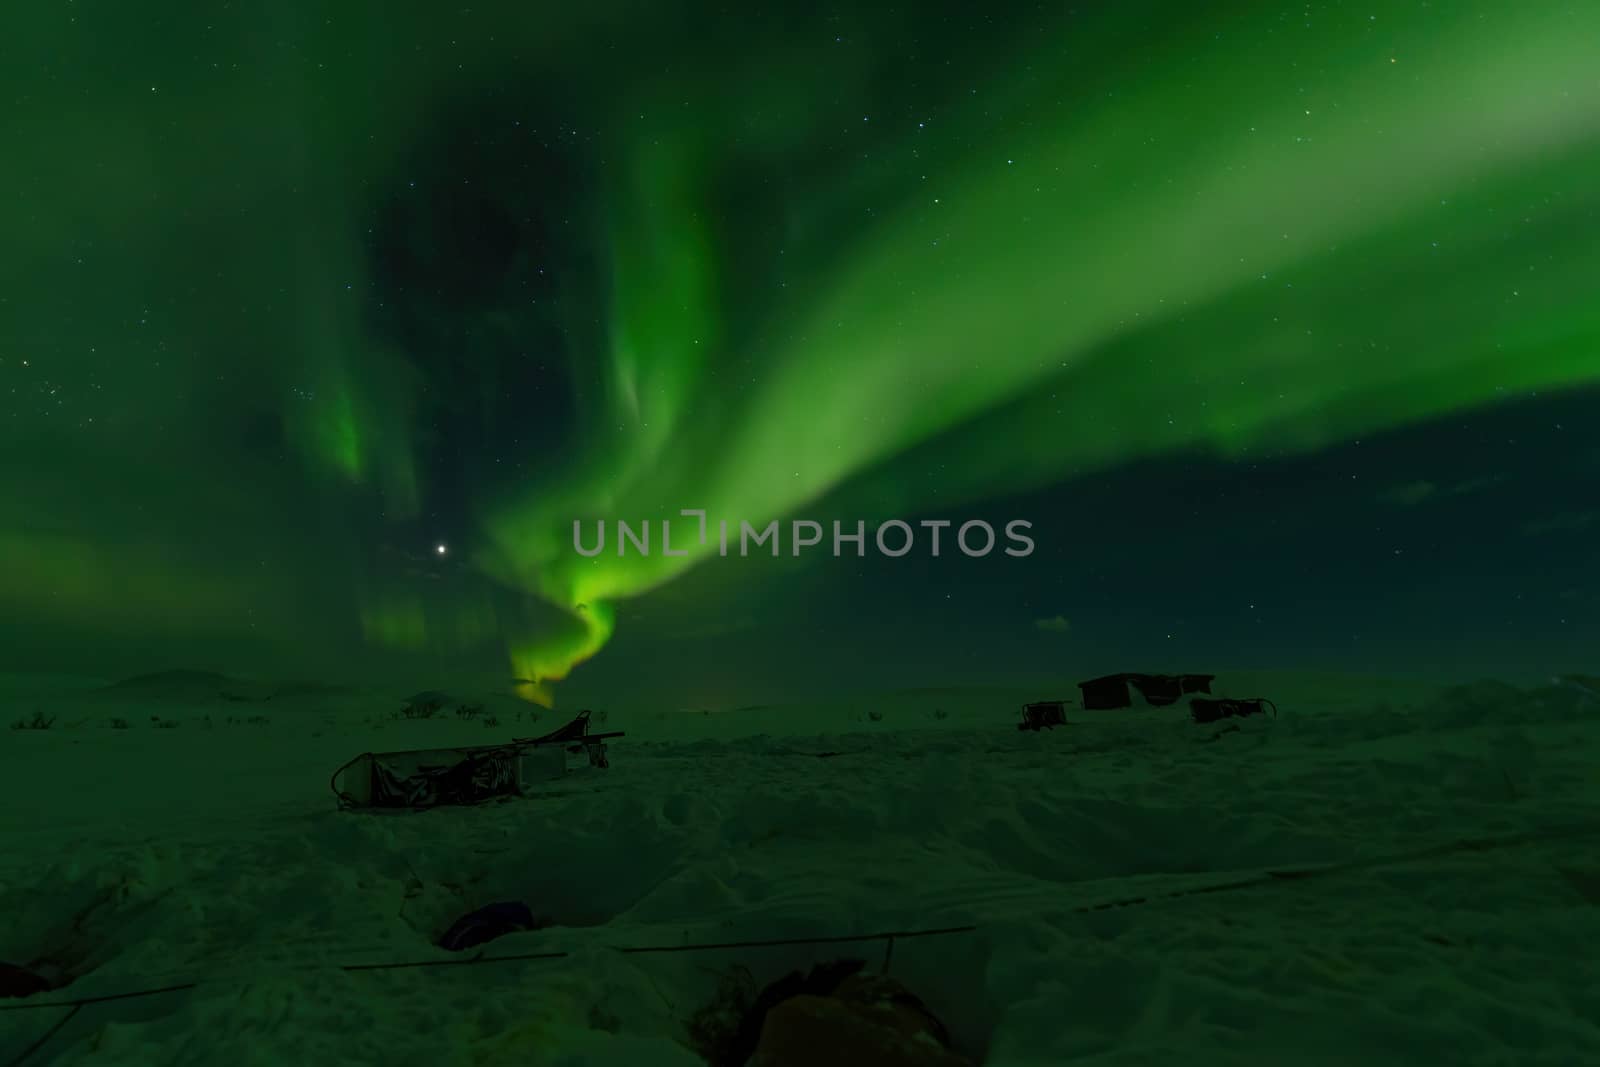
[1189,697,1277,725]
[515,708,623,769]
[329,708,626,810]
[437,901,550,951]
[0,961,52,999]
[712,959,966,1067]
[371,744,521,808]
[1077,673,1214,709]
[1017,701,1068,731]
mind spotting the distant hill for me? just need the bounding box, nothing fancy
[103,669,236,690]
[100,669,274,702]
[268,680,353,699]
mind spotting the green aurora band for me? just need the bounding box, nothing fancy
[479,6,1600,694]
[2,2,1598,695]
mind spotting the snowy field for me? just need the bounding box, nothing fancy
[2,669,1598,1065]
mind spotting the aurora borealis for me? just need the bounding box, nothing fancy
[3,2,1599,703]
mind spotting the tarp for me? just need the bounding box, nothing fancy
[1077,673,1214,710]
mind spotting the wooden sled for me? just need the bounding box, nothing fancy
[330,709,625,810]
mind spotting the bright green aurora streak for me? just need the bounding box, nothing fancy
[478,5,1600,697]
[2,3,1598,694]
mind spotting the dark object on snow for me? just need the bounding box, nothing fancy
[437,901,548,951]
[725,960,868,1067]
[376,744,522,808]
[331,708,626,810]
[330,741,539,810]
[0,961,51,999]
[528,708,594,743]
[1078,673,1214,710]
[1018,700,1067,731]
[1190,696,1277,725]
[514,708,624,769]
[518,707,623,746]
[733,959,967,1067]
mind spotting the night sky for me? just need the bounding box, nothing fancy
[3,2,1598,706]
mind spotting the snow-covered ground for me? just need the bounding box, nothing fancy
[2,670,1598,1065]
